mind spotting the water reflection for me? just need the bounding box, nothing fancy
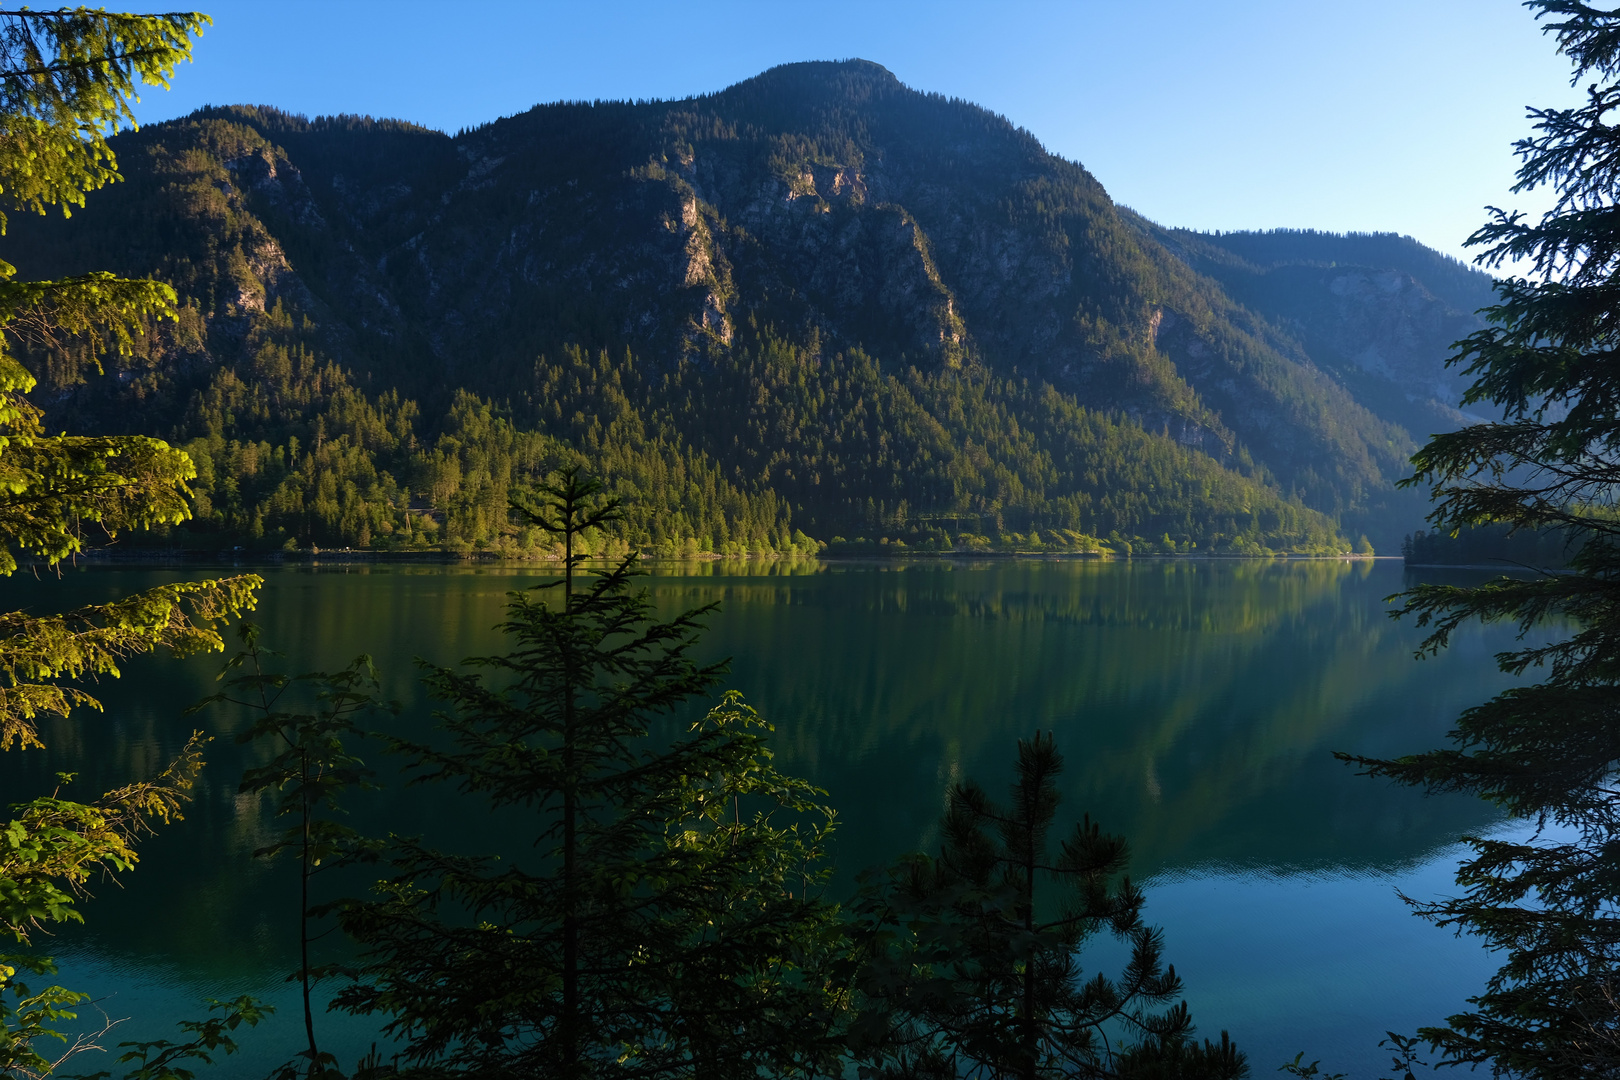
[0,559,1526,1075]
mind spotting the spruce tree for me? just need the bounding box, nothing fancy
[333,471,844,1079]
[849,733,1246,1080]
[1344,2,1620,1073]
[0,10,261,1075]
[191,623,390,1080]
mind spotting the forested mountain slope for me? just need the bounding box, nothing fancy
[3,60,1489,555]
[1157,226,1496,443]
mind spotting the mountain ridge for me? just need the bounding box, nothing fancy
[3,60,1492,555]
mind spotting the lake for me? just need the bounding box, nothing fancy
[0,557,1530,1077]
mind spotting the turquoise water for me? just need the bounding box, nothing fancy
[0,558,1529,1076]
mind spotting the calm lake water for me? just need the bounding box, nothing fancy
[0,558,1533,1077]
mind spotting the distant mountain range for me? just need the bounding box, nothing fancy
[6,60,1495,555]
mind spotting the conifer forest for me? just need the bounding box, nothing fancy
[4,3,1620,1079]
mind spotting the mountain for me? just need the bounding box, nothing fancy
[1154,226,1496,441]
[3,60,1496,556]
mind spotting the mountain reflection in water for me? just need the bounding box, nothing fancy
[0,558,1528,1077]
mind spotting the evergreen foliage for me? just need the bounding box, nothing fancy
[76,296,810,556]
[195,623,391,1080]
[1400,522,1578,568]
[0,7,207,230]
[849,734,1247,1080]
[0,58,1477,556]
[1145,221,1498,452]
[0,8,261,1075]
[332,473,845,1078]
[1173,228,1497,317]
[68,995,275,1080]
[1344,2,1620,1073]
[0,15,1392,1079]
[79,298,1346,556]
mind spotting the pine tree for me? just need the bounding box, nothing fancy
[848,733,1247,1080]
[1344,2,1620,1074]
[332,471,844,1078]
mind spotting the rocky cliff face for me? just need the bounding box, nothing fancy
[4,60,1495,545]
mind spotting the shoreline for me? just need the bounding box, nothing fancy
[45,548,1394,567]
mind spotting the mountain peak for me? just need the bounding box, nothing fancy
[732,57,901,90]
[2,60,1478,554]
[703,58,912,117]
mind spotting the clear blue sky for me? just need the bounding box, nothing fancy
[129,0,1581,266]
